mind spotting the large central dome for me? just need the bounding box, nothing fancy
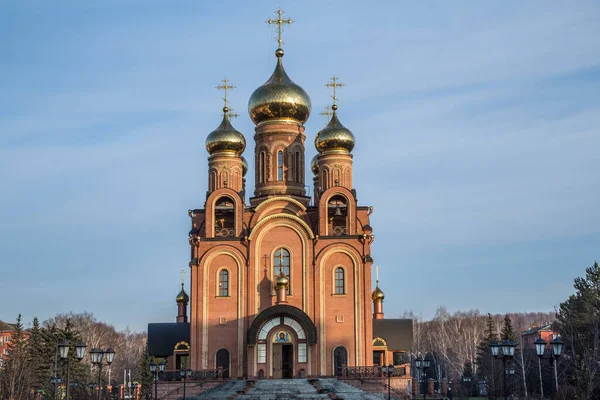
[248,49,311,125]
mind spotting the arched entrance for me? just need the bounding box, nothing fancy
[216,348,230,378]
[334,346,348,376]
[247,305,317,379]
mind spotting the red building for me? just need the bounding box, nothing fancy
[0,319,30,368]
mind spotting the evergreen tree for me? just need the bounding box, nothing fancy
[476,313,498,398]
[556,261,600,399]
[27,317,50,392]
[135,344,153,400]
[0,314,31,400]
[500,314,516,342]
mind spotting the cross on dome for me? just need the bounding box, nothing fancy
[320,105,333,122]
[216,78,236,113]
[180,269,185,285]
[325,75,344,107]
[266,8,293,48]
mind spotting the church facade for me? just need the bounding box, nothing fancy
[148,10,412,380]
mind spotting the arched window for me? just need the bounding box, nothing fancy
[322,170,328,189]
[218,270,229,296]
[335,267,344,294]
[328,195,348,236]
[259,151,265,183]
[277,151,284,181]
[214,197,235,237]
[210,171,217,191]
[295,151,301,182]
[274,248,290,294]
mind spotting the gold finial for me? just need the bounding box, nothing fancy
[180,269,185,285]
[216,78,236,112]
[325,75,345,107]
[320,105,332,122]
[266,8,293,49]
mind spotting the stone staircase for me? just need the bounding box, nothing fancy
[191,379,387,400]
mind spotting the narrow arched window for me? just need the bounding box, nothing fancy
[277,151,284,181]
[219,270,229,296]
[335,267,345,294]
[214,197,235,237]
[322,170,328,189]
[295,151,301,182]
[274,248,290,294]
[259,152,265,183]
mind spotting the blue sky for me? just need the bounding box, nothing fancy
[1,1,599,332]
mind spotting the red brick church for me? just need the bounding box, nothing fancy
[148,10,412,380]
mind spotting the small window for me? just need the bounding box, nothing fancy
[277,151,284,181]
[259,152,265,183]
[335,267,345,294]
[257,344,267,364]
[274,248,290,294]
[295,151,301,182]
[219,270,229,296]
[298,343,307,363]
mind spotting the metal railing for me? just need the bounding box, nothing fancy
[158,369,223,382]
[338,365,407,379]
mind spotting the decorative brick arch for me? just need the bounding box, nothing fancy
[247,305,317,345]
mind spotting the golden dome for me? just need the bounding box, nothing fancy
[241,156,248,177]
[274,272,289,290]
[205,108,246,155]
[371,284,385,301]
[310,154,319,175]
[315,105,355,153]
[248,49,311,125]
[176,284,189,304]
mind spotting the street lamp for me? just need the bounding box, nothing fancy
[414,355,431,400]
[180,368,192,400]
[462,376,472,400]
[57,340,87,400]
[490,339,516,400]
[149,361,165,400]
[382,364,394,400]
[90,347,115,400]
[535,335,564,400]
[132,382,138,400]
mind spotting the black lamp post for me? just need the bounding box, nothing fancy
[57,340,87,400]
[535,335,564,400]
[382,364,394,400]
[132,382,138,400]
[462,376,472,400]
[149,361,165,400]
[50,376,62,400]
[490,339,516,400]
[90,347,115,400]
[180,368,192,400]
[415,355,431,400]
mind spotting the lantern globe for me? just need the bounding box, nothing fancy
[75,341,87,360]
[534,337,546,357]
[551,336,564,357]
[158,361,165,372]
[90,348,102,364]
[415,358,423,369]
[149,361,156,373]
[58,340,70,359]
[105,347,115,364]
[180,369,186,378]
[501,340,516,357]
[388,364,394,374]
[490,340,500,357]
[423,358,431,369]
[187,369,192,377]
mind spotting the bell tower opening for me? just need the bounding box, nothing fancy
[328,195,348,236]
[214,196,235,237]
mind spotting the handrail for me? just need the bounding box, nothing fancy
[338,365,407,378]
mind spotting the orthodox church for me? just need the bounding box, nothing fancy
[148,10,412,379]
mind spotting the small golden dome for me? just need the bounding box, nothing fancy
[205,108,246,155]
[372,284,385,301]
[315,106,355,153]
[248,49,311,125]
[241,156,248,177]
[310,154,319,175]
[176,284,189,304]
[275,272,289,290]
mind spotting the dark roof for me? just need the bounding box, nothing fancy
[147,323,190,357]
[0,320,17,332]
[373,319,413,351]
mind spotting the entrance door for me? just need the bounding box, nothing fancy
[373,350,384,366]
[334,347,348,376]
[282,345,294,379]
[272,344,282,379]
[216,349,230,378]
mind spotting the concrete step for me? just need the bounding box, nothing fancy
[190,379,246,399]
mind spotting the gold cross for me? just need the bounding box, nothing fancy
[320,105,332,122]
[325,76,345,106]
[226,108,240,119]
[266,9,293,48]
[215,78,236,109]
[180,269,185,285]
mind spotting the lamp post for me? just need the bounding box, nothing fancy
[462,376,472,400]
[90,347,115,400]
[382,364,394,400]
[535,335,564,400]
[414,355,431,400]
[149,361,165,400]
[180,368,192,400]
[490,339,516,400]
[50,376,62,400]
[57,340,87,400]
[132,382,138,400]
